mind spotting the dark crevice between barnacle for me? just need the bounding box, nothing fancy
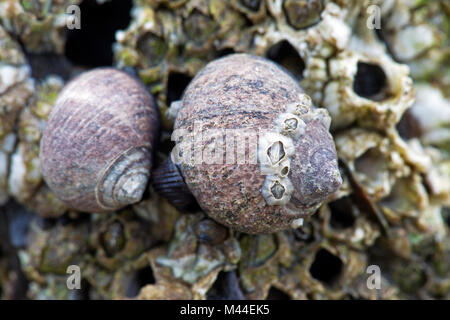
[26,53,73,81]
[283,0,324,30]
[166,72,193,106]
[328,196,356,229]
[206,271,245,300]
[125,266,156,298]
[35,215,58,230]
[215,48,236,58]
[5,200,34,249]
[444,207,450,228]
[396,109,422,140]
[59,211,91,225]
[266,40,305,81]
[266,287,291,300]
[309,248,343,287]
[353,62,389,101]
[65,0,133,67]
[0,201,31,299]
[339,159,390,235]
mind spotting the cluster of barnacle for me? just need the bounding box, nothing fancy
[0,0,449,300]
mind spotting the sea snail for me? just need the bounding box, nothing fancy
[153,54,342,234]
[40,68,159,212]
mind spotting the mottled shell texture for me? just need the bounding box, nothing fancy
[174,54,341,233]
[40,68,159,212]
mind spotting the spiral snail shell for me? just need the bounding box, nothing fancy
[40,68,159,212]
[153,54,342,234]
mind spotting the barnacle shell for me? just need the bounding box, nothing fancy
[165,54,341,233]
[0,0,82,54]
[406,85,450,148]
[114,0,258,129]
[40,68,159,212]
[154,213,241,299]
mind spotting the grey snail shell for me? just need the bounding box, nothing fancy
[40,68,159,213]
[153,54,342,234]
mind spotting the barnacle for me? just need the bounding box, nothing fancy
[0,0,82,54]
[8,76,67,218]
[0,0,448,301]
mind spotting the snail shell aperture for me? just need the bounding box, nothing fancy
[40,68,159,212]
[153,54,342,234]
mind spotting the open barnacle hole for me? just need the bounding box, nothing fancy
[327,196,356,230]
[326,51,414,130]
[206,271,245,300]
[266,287,291,300]
[320,196,380,249]
[65,0,133,67]
[166,72,193,106]
[353,62,390,101]
[309,248,343,288]
[266,40,305,81]
[282,0,324,30]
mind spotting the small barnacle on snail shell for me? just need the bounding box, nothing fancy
[153,54,342,234]
[40,68,159,212]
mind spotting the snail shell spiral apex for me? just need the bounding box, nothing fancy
[40,68,159,213]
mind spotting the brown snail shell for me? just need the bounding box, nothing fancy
[40,68,159,212]
[153,54,342,233]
